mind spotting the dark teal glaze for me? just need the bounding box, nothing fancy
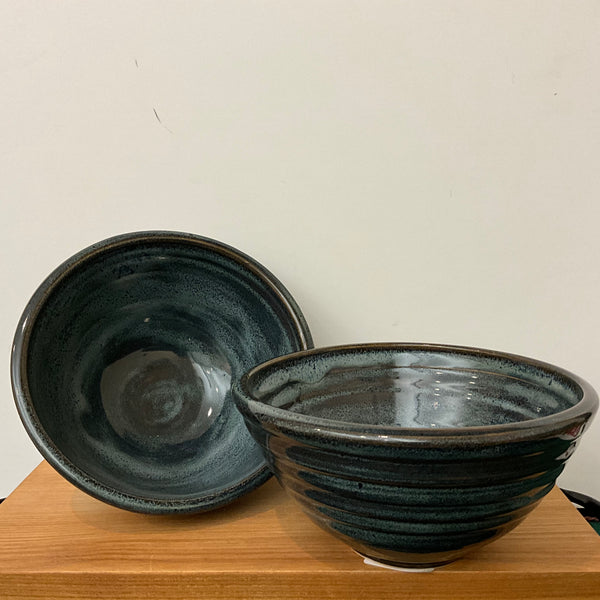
[11,231,312,513]
[233,343,597,567]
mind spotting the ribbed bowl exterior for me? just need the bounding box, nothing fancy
[234,343,598,567]
[243,418,583,566]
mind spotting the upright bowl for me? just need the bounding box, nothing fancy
[233,343,597,567]
[11,231,312,513]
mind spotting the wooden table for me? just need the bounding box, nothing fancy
[0,461,599,599]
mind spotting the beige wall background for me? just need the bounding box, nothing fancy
[1,1,599,499]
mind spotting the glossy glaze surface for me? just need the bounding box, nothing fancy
[234,343,598,567]
[12,231,312,513]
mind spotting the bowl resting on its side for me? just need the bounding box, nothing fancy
[11,231,312,513]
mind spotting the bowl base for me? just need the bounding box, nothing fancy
[357,551,456,570]
[358,553,438,572]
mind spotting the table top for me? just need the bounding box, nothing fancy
[0,461,599,599]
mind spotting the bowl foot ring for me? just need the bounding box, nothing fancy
[356,552,437,573]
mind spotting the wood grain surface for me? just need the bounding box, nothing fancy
[0,461,599,599]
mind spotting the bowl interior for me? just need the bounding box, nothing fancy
[244,347,584,430]
[19,235,310,508]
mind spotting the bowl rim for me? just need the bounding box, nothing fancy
[11,230,313,513]
[234,342,598,447]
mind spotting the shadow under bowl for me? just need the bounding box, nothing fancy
[11,231,312,513]
[233,343,598,567]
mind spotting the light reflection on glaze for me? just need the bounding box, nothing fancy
[280,366,571,428]
[100,349,229,451]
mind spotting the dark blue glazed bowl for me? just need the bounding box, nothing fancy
[11,231,312,513]
[233,343,597,567]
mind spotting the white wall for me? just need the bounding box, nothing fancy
[1,1,599,499]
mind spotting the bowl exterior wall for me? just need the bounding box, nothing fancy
[242,416,587,567]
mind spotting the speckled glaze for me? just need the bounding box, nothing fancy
[233,343,598,567]
[11,231,312,513]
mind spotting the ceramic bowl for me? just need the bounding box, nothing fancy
[11,231,312,513]
[233,343,597,567]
